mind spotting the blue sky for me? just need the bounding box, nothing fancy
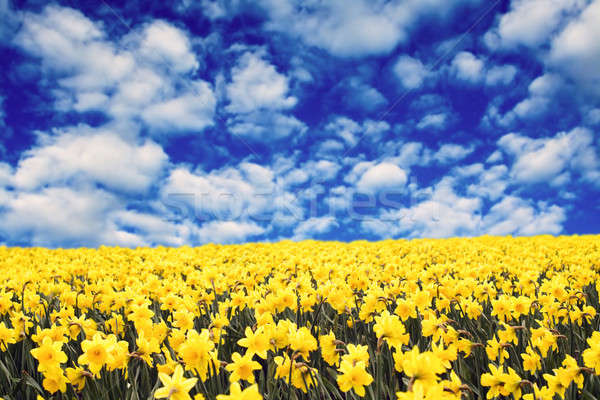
[0,0,599,247]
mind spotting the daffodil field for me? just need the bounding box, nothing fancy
[1,236,600,400]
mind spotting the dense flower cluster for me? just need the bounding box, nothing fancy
[0,235,599,399]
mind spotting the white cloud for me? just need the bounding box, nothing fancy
[549,0,600,95]
[451,51,485,83]
[585,108,600,126]
[384,141,429,169]
[281,169,309,187]
[324,185,352,213]
[225,52,297,113]
[0,187,120,247]
[486,150,503,163]
[452,55,517,87]
[159,161,310,230]
[342,77,388,111]
[108,210,196,247]
[224,51,305,141]
[196,220,265,244]
[261,0,484,57]
[463,164,509,201]
[433,144,474,164]
[355,162,408,193]
[161,166,270,221]
[0,162,13,186]
[393,55,428,89]
[228,111,307,141]
[417,113,447,130]
[362,177,566,239]
[306,160,341,182]
[529,73,563,97]
[262,0,403,57]
[498,127,600,186]
[325,116,390,147]
[141,81,216,132]
[485,65,518,86]
[15,6,134,92]
[452,163,484,178]
[494,0,584,48]
[14,5,215,135]
[362,177,482,238]
[481,98,517,129]
[326,117,361,147]
[13,127,168,193]
[481,196,565,236]
[0,179,205,247]
[136,20,199,74]
[315,140,345,158]
[511,73,562,120]
[239,162,275,187]
[73,92,110,112]
[292,217,338,240]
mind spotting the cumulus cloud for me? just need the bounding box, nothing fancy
[196,221,265,244]
[1,150,315,247]
[225,52,297,113]
[136,20,199,74]
[325,116,390,147]
[417,113,447,130]
[224,51,305,141]
[393,55,429,89]
[104,210,198,247]
[433,144,474,164]
[13,127,168,193]
[512,74,562,119]
[292,217,338,240]
[0,162,12,186]
[481,196,565,236]
[486,150,503,164]
[386,142,433,170]
[261,0,484,57]
[585,108,600,126]
[362,177,482,238]
[549,0,600,95]
[456,163,509,201]
[159,160,312,230]
[451,51,485,83]
[227,111,307,141]
[341,77,388,112]
[141,81,216,132]
[362,177,566,238]
[325,117,360,147]
[0,187,119,247]
[493,0,584,48]
[307,160,342,182]
[0,160,269,247]
[355,162,408,193]
[262,0,404,57]
[15,6,108,75]
[485,73,564,127]
[450,53,517,87]
[498,127,600,187]
[485,65,518,86]
[14,5,216,135]
[161,166,271,221]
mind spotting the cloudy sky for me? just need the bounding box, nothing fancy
[0,0,599,247]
